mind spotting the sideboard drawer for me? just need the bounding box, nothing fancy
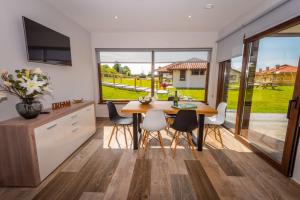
[34,104,96,181]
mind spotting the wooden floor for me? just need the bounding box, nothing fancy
[1,118,300,200]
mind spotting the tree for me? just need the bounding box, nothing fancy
[101,65,117,74]
[113,63,122,73]
[122,66,131,76]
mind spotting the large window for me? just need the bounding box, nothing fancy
[97,49,211,102]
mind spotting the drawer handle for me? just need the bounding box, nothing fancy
[47,124,57,130]
[86,108,91,111]
[71,114,78,119]
[72,121,79,126]
[72,128,79,133]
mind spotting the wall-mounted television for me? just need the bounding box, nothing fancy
[22,17,72,66]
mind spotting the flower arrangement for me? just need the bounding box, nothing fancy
[0,68,51,119]
[0,68,51,100]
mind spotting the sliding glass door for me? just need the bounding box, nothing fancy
[217,17,300,175]
[239,22,300,174]
[217,57,242,133]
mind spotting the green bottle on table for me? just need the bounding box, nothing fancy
[173,91,179,107]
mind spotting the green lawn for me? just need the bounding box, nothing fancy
[102,76,293,113]
[227,86,293,113]
[102,86,205,101]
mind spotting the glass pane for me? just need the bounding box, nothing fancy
[223,57,242,132]
[154,50,210,101]
[99,51,151,63]
[241,25,300,163]
[99,51,152,100]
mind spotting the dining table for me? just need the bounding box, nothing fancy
[121,101,218,151]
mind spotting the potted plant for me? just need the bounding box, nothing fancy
[0,68,51,119]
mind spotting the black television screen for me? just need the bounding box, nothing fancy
[23,17,72,66]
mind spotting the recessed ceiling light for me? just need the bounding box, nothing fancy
[113,16,118,20]
[205,3,214,9]
[188,15,192,19]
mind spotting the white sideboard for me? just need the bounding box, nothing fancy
[0,101,96,187]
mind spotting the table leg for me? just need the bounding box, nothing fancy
[138,113,142,133]
[133,113,139,150]
[192,114,205,151]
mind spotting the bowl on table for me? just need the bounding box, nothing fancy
[138,96,152,105]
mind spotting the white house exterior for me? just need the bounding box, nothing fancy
[157,58,207,89]
[172,69,206,88]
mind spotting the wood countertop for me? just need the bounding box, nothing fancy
[0,101,95,128]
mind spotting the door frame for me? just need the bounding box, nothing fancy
[236,15,300,175]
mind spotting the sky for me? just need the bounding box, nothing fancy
[256,37,300,70]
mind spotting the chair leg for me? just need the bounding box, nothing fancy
[144,131,150,150]
[171,131,178,147]
[173,133,180,158]
[204,125,209,142]
[127,125,133,139]
[217,126,224,147]
[213,126,218,140]
[187,132,197,158]
[123,126,128,148]
[157,131,166,156]
[108,125,117,147]
[139,129,145,147]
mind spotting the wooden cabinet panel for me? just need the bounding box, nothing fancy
[0,101,96,186]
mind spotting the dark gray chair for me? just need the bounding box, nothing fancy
[170,110,198,158]
[107,101,133,148]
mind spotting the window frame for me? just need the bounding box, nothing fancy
[191,69,200,75]
[96,48,212,104]
[179,70,186,81]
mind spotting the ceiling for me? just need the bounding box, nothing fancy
[43,0,284,33]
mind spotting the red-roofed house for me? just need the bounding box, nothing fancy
[255,65,298,85]
[156,58,208,88]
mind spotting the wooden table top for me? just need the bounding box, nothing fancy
[121,101,217,116]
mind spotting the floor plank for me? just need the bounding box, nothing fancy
[207,145,244,176]
[103,150,137,200]
[62,139,102,172]
[127,159,151,200]
[170,174,197,200]
[185,160,220,200]
[79,192,104,200]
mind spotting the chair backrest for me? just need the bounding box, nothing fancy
[168,96,174,101]
[172,110,198,132]
[216,102,227,124]
[142,110,167,131]
[107,101,120,119]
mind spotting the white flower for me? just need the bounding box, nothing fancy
[20,75,46,95]
[43,86,53,93]
[32,68,43,74]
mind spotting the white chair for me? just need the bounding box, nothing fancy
[140,110,167,155]
[204,102,227,147]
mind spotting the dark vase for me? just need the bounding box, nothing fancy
[16,98,43,119]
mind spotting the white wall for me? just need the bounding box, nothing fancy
[91,32,219,117]
[0,0,95,121]
[172,70,206,88]
[215,0,300,183]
